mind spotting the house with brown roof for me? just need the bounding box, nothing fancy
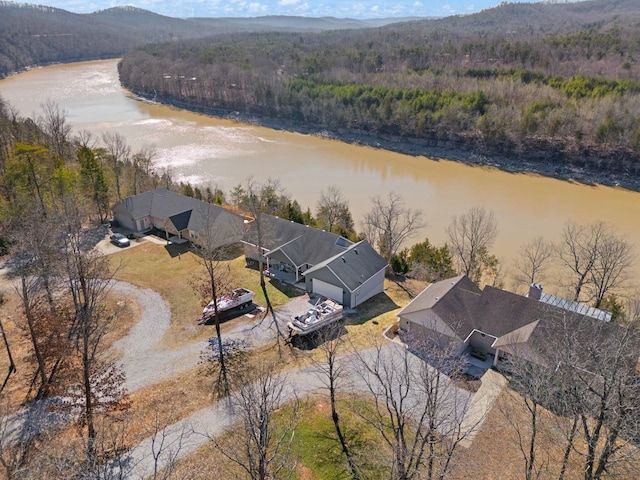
[397,275,615,371]
[242,214,387,308]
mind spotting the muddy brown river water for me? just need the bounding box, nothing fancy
[2,59,639,293]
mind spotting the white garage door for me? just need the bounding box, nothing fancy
[312,279,343,304]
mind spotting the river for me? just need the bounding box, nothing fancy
[1,59,639,293]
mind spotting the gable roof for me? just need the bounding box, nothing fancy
[169,209,192,232]
[115,188,244,238]
[303,240,387,291]
[474,286,547,338]
[243,214,353,267]
[400,275,616,355]
[398,275,482,338]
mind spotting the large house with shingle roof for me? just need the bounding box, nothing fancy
[112,188,245,248]
[242,214,387,308]
[398,275,615,368]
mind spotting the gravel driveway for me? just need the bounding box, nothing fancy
[111,284,316,392]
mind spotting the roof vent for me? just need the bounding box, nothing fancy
[341,257,346,263]
[354,249,358,255]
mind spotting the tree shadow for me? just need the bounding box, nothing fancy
[390,274,419,299]
[344,292,399,326]
[164,242,191,258]
[190,242,244,262]
[288,323,349,350]
[267,277,307,300]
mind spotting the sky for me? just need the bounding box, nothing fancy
[19,0,554,19]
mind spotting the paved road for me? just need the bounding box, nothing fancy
[123,343,479,479]
[2,276,499,475]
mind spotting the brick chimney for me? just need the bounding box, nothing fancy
[528,283,543,301]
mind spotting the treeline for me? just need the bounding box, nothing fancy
[0,96,177,250]
[0,3,219,78]
[118,0,640,185]
[0,2,398,79]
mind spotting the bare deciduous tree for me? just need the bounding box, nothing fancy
[131,146,155,196]
[353,338,476,480]
[589,230,634,308]
[501,344,560,480]
[211,362,299,480]
[316,185,354,235]
[507,306,640,480]
[192,206,243,397]
[239,177,288,344]
[146,409,187,480]
[446,206,498,283]
[362,192,425,261]
[39,100,71,160]
[556,220,633,306]
[60,200,128,470]
[0,311,16,394]
[513,235,554,286]
[312,325,360,479]
[102,132,130,201]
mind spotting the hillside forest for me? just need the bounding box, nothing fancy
[0,80,639,478]
[118,0,640,189]
[1,1,640,478]
[0,2,402,79]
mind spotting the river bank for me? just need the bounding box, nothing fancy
[125,89,640,193]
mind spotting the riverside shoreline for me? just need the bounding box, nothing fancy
[127,89,640,193]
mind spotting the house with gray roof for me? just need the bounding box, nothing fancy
[242,215,387,308]
[302,240,388,308]
[398,275,615,369]
[112,188,245,248]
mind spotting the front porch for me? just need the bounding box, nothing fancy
[264,262,306,289]
[463,345,510,378]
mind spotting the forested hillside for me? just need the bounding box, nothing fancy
[119,0,640,188]
[0,2,403,78]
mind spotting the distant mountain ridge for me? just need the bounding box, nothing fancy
[115,0,640,189]
[0,1,419,77]
[1,0,638,77]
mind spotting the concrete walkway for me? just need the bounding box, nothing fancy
[458,368,508,448]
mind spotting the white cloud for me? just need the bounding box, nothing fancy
[248,2,268,13]
[441,4,456,14]
[19,0,519,19]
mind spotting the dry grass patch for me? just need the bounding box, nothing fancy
[120,339,313,449]
[344,276,428,350]
[0,284,140,410]
[108,240,302,350]
[449,386,596,480]
[101,290,142,349]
